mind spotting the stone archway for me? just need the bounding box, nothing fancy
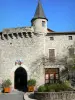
[14,67,27,92]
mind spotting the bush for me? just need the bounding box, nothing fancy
[38,82,71,92]
[38,85,46,92]
[2,79,12,88]
[72,66,75,70]
[27,79,36,86]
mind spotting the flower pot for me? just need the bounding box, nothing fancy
[4,87,11,93]
[28,86,34,92]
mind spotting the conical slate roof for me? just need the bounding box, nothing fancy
[31,0,48,22]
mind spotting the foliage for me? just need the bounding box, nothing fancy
[38,82,72,92]
[38,85,46,92]
[27,79,36,86]
[72,66,75,70]
[2,79,12,88]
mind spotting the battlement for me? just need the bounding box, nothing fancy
[3,26,34,34]
[0,32,34,40]
[0,27,35,40]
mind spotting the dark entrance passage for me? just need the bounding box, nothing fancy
[14,67,27,92]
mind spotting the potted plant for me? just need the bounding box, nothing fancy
[2,79,12,93]
[27,79,36,92]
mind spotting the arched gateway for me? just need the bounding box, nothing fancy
[14,67,27,92]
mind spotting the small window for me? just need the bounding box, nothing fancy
[10,43,12,45]
[69,36,72,40]
[69,48,74,57]
[42,21,45,27]
[49,49,55,62]
[50,37,54,40]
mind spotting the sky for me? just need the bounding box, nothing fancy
[0,0,75,32]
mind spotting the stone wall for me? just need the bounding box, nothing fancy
[34,91,75,100]
[0,26,75,87]
[45,34,75,60]
[0,31,45,85]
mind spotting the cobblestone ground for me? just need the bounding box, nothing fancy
[0,90,36,100]
[0,94,24,100]
[0,90,24,100]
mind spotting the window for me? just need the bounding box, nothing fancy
[49,49,55,62]
[69,36,72,40]
[50,37,54,40]
[56,74,59,79]
[69,48,74,57]
[45,68,59,84]
[45,74,49,84]
[50,74,54,79]
[42,21,45,27]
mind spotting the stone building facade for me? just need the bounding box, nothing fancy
[0,1,75,91]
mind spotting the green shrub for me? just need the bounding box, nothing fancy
[2,79,12,88]
[45,84,55,92]
[38,85,46,92]
[27,79,36,86]
[38,82,71,92]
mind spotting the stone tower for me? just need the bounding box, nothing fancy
[31,0,48,33]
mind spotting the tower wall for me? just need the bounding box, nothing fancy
[32,19,47,33]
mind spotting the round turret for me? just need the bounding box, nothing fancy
[31,0,48,33]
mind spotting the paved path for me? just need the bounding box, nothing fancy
[0,93,24,100]
[0,89,37,100]
[0,90,24,100]
[24,92,37,100]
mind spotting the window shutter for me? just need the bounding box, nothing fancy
[69,48,74,57]
[49,49,55,62]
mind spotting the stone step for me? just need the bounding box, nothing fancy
[24,92,37,100]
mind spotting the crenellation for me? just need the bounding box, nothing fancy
[8,33,13,39]
[13,33,18,39]
[4,34,8,40]
[0,31,35,40]
[28,32,32,38]
[18,32,23,38]
[23,32,27,38]
[1,33,4,40]
[3,26,34,34]
[0,26,34,40]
